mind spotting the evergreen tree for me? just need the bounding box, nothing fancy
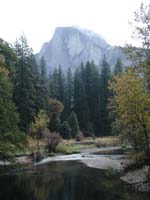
[113,58,123,76]
[59,121,71,139]
[84,61,101,134]
[35,56,48,111]
[49,66,65,106]
[68,111,80,138]
[74,62,101,135]
[49,68,58,98]
[13,35,36,132]
[49,114,61,132]
[57,65,65,104]
[64,67,74,117]
[74,65,91,132]
[100,56,112,135]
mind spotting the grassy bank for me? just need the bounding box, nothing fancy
[12,136,120,158]
[55,143,96,154]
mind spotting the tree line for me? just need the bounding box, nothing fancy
[0,34,123,158]
[49,57,123,136]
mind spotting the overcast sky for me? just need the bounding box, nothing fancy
[0,0,149,53]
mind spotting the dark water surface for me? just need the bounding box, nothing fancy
[0,161,149,200]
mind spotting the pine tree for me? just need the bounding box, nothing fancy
[68,111,80,138]
[113,58,123,76]
[49,68,59,98]
[59,121,71,139]
[74,65,91,132]
[49,114,61,132]
[100,56,112,135]
[64,67,74,117]
[84,61,101,134]
[57,65,65,104]
[49,66,65,104]
[13,35,36,132]
[35,56,48,111]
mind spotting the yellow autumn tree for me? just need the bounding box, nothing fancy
[30,109,49,152]
[109,68,150,157]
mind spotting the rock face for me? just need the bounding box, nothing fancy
[36,26,128,72]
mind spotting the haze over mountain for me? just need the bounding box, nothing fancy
[36,26,128,72]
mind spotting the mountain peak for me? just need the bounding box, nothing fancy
[36,26,126,72]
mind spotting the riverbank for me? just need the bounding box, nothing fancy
[120,166,150,192]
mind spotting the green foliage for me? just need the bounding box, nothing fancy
[49,66,65,104]
[48,60,113,136]
[68,111,80,138]
[30,109,49,139]
[47,98,64,118]
[49,114,61,132]
[74,61,102,135]
[59,121,71,139]
[0,54,26,159]
[64,67,74,117]
[55,143,95,154]
[100,56,112,135]
[0,38,17,80]
[13,35,37,132]
[113,58,123,76]
[47,98,64,134]
[74,64,91,132]
[35,56,49,112]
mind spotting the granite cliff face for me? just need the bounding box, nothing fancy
[36,26,127,72]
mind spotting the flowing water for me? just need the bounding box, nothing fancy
[0,160,149,200]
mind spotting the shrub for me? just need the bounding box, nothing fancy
[55,143,68,153]
[45,131,62,152]
[76,131,84,141]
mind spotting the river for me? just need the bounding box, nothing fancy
[0,160,149,200]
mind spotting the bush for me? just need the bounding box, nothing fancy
[55,143,68,153]
[76,132,84,141]
[45,131,62,152]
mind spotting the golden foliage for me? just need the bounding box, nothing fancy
[109,68,150,152]
[30,110,49,137]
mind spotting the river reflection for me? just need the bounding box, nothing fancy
[0,161,149,200]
